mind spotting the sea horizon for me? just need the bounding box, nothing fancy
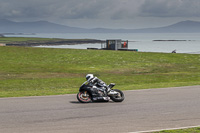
[6,32,200,54]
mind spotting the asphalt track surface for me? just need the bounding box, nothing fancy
[1,86,200,133]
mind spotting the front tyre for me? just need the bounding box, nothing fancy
[77,91,92,103]
[110,89,124,102]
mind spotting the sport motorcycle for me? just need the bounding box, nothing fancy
[77,81,124,103]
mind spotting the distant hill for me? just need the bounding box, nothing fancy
[134,20,200,33]
[0,19,87,33]
[1,19,200,33]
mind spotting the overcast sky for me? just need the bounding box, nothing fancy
[1,0,200,29]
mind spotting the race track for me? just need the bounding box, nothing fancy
[1,86,200,133]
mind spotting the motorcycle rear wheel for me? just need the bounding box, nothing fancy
[110,89,124,102]
[77,91,92,103]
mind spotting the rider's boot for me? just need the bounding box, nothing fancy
[107,87,118,95]
[107,90,117,95]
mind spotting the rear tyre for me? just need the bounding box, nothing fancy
[110,89,124,102]
[77,91,92,103]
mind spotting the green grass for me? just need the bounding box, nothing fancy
[0,37,57,43]
[0,37,95,44]
[153,127,200,133]
[0,46,200,97]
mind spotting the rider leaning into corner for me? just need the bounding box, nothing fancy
[77,74,125,103]
[85,74,117,95]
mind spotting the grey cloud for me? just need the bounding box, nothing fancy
[0,0,200,22]
[139,0,200,17]
[0,0,53,19]
[0,0,143,20]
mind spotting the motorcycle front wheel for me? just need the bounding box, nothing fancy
[110,89,124,102]
[77,91,92,103]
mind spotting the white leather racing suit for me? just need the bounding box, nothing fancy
[88,77,107,90]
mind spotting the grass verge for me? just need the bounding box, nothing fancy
[0,46,200,97]
[0,37,62,43]
[153,127,200,133]
[0,37,95,43]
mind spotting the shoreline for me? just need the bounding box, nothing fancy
[5,39,105,47]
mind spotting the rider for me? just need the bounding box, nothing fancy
[85,74,113,95]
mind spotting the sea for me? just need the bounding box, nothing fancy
[6,33,200,54]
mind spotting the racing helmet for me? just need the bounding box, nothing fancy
[86,74,94,82]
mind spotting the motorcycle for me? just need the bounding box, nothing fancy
[77,81,124,103]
